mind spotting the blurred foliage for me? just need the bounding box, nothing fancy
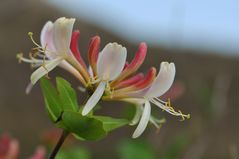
[117,139,157,159]
[161,133,191,159]
[192,80,214,119]
[122,103,137,121]
[116,132,190,159]
[56,146,91,159]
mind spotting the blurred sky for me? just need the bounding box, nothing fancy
[47,0,239,56]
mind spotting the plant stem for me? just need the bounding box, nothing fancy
[48,130,69,159]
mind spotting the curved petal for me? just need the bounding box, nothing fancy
[6,139,19,159]
[113,67,156,97]
[146,62,176,98]
[25,82,33,94]
[30,57,63,84]
[88,65,94,78]
[70,30,87,69]
[88,36,101,76]
[132,100,151,138]
[97,43,127,81]
[111,42,147,86]
[40,21,55,53]
[29,146,46,159]
[59,60,87,87]
[53,17,75,54]
[129,105,142,126]
[82,82,106,116]
[113,73,144,89]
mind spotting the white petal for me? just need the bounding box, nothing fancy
[40,21,56,55]
[149,116,160,129]
[146,62,176,98]
[53,17,75,53]
[30,57,63,84]
[126,87,150,98]
[121,98,145,105]
[97,43,127,81]
[88,65,94,78]
[60,60,85,81]
[129,105,142,126]
[132,100,151,138]
[25,82,33,94]
[82,82,106,116]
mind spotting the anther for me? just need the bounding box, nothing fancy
[16,53,23,63]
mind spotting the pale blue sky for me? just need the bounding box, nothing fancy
[47,0,239,56]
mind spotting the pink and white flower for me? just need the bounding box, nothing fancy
[19,17,189,138]
[82,43,127,115]
[18,17,90,86]
[0,133,46,159]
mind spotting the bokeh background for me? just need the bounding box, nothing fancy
[0,0,239,158]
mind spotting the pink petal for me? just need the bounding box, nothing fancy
[70,30,87,69]
[111,42,147,86]
[113,73,144,89]
[29,146,46,159]
[87,36,101,76]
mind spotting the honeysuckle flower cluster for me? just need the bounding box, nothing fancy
[0,133,46,159]
[17,17,189,138]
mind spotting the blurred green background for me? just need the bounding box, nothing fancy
[0,0,238,158]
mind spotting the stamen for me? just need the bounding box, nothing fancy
[28,32,41,48]
[77,86,86,92]
[151,98,190,121]
[104,82,114,99]
[16,53,23,63]
[16,53,47,64]
[28,32,54,57]
[41,63,50,79]
[151,117,165,134]
[89,75,100,84]
[154,97,167,104]
[149,116,166,129]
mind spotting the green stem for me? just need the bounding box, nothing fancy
[48,130,69,159]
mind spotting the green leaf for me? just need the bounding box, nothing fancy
[62,111,106,140]
[40,77,62,122]
[56,77,78,112]
[94,116,129,132]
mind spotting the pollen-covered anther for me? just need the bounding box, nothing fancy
[165,99,190,121]
[27,32,49,57]
[28,32,42,49]
[16,53,23,63]
[89,75,99,85]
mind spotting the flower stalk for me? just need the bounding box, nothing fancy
[48,130,69,159]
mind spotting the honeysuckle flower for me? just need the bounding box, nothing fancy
[18,17,189,139]
[82,43,127,115]
[17,17,90,87]
[29,146,46,159]
[0,133,46,159]
[0,133,19,159]
[103,62,190,138]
